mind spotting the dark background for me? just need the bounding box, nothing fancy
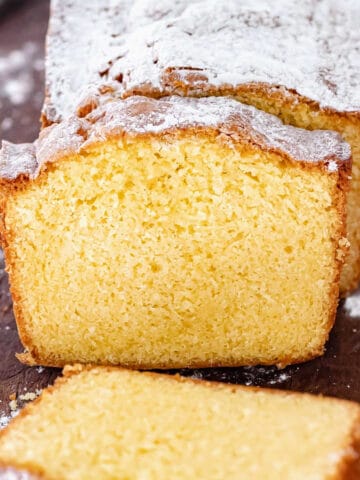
[1,0,360,423]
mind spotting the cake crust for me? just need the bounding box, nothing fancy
[1,96,352,182]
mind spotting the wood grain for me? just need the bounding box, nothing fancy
[1,0,360,423]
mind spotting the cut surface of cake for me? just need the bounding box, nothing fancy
[0,366,360,480]
[0,96,350,368]
[43,0,360,294]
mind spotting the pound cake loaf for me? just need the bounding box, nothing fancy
[0,96,350,368]
[0,366,360,479]
[43,0,360,294]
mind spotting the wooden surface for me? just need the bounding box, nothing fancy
[1,0,360,421]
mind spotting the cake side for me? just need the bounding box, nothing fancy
[0,366,360,479]
[0,97,350,368]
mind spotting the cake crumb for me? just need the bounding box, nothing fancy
[19,392,36,401]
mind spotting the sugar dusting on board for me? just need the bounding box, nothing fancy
[0,40,45,143]
[0,389,42,431]
[0,400,20,430]
[344,292,360,318]
[183,365,297,387]
[0,42,41,106]
[0,411,18,430]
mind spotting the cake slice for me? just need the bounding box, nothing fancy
[42,0,360,295]
[0,96,350,368]
[0,366,360,479]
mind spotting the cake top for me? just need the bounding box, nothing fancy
[44,0,360,123]
[0,96,350,180]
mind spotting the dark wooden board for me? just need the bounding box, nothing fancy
[1,0,360,422]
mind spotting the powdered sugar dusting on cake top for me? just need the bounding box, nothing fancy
[0,96,350,180]
[0,142,38,180]
[85,96,350,166]
[44,0,131,124]
[44,0,360,123]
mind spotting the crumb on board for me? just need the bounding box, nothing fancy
[1,389,42,430]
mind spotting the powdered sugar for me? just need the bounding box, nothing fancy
[186,366,294,386]
[0,96,350,180]
[3,74,34,106]
[1,117,13,131]
[344,292,360,318]
[0,389,42,431]
[0,42,40,107]
[0,397,20,431]
[267,372,291,386]
[45,0,360,123]
[0,410,19,430]
[0,141,38,180]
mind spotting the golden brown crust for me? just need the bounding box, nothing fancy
[11,336,337,369]
[320,164,350,356]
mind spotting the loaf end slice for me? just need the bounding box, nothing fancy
[0,366,360,479]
